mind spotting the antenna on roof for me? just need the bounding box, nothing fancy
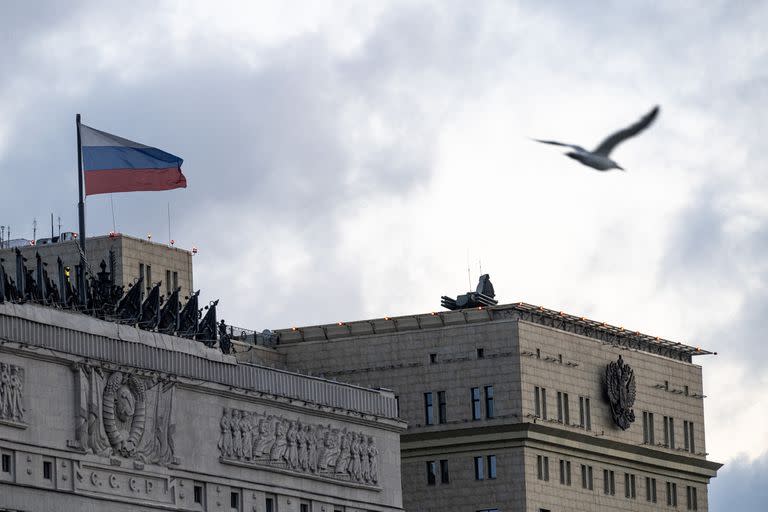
[33,218,37,242]
[50,213,54,239]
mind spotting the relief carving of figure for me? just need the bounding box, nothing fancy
[218,408,233,458]
[231,409,243,459]
[360,433,370,482]
[318,428,340,471]
[270,420,288,461]
[367,437,379,484]
[0,363,10,418]
[285,421,299,468]
[349,433,362,480]
[334,431,352,475]
[240,412,253,461]
[254,415,275,457]
[296,422,308,469]
[306,424,318,472]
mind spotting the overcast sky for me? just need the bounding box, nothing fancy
[1,1,766,505]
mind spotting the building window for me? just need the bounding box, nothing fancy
[667,482,678,507]
[686,486,698,510]
[624,473,636,498]
[300,502,310,512]
[536,455,549,481]
[424,392,434,425]
[230,490,240,511]
[643,411,655,444]
[395,395,400,417]
[139,263,145,300]
[646,477,657,503]
[474,456,485,481]
[172,271,178,291]
[534,386,547,419]
[557,392,570,424]
[536,348,541,358]
[581,464,593,490]
[485,386,494,419]
[43,460,52,480]
[579,396,591,430]
[265,495,276,512]
[426,461,437,485]
[194,484,204,504]
[559,460,571,485]
[472,387,482,420]
[477,509,500,512]
[429,353,437,364]
[487,455,497,479]
[684,421,695,453]
[166,269,171,295]
[1,453,10,473]
[603,469,615,495]
[146,265,152,294]
[440,459,450,484]
[477,348,485,359]
[438,391,447,424]
[664,416,676,449]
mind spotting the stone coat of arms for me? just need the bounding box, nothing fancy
[604,355,636,430]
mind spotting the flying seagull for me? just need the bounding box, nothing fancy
[533,105,660,171]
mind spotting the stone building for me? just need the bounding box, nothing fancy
[241,302,721,512]
[0,233,194,301]
[0,301,406,512]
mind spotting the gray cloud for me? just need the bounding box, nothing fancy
[710,452,768,510]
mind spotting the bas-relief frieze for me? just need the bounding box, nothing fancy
[71,364,178,466]
[0,360,25,427]
[218,407,380,487]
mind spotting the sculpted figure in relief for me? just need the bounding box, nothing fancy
[335,431,352,475]
[285,421,299,468]
[296,422,308,469]
[270,420,288,461]
[360,433,370,482]
[306,424,318,472]
[367,437,379,484]
[318,428,340,470]
[349,433,362,480]
[231,409,243,459]
[240,411,253,461]
[254,415,275,457]
[0,363,9,418]
[218,408,233,458]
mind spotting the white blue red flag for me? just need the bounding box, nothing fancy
[79,124,187,196]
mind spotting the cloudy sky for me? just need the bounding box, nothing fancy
[2,0,766,505]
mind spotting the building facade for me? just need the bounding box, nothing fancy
[0,234,194,301]
[0,301,406,512]
[246,303,721,512]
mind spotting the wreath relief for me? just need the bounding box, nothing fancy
[102,371,146,457]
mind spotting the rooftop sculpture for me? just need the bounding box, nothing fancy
[441,273,498,310]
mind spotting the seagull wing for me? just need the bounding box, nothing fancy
[531,139,586,152]
[592,105,660,156]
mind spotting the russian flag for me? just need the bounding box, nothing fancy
[79,123,187,196]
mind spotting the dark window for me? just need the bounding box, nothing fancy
[664,416,675,449]
[684,385,689,396]
[440,459,450,484]
[487,455,497,479]
[474,456,484,480]
[558,353,563,363]
[581,464,593,490]
[194,484,203,504]
[537,455,549,481]
[485,386,494,419]
[579,396,591,430]
[429,353,437,364]
[426,461,437,485]
[265,496,275,512]
[472,387,481,420]
[172,271,178,291]
[424,392,434,425]
[139,263,145,300]
[686,486,698,510]
[559,459,571,485]
[534,387,548,419]
[146,265,152,295]
[603,469,615,495]
[625,473,636,498]
[667,482,678,507]
[646,477,657,503]
[643,411,655,444]
[166,269,171,295]
[664,380,669,390]
[438,391,447,424]
[684,421,695,453]
[300,504,310,512]
[1,453,10,473]
[43,460,52,480]
[477,348,485,358]
[395,396,400,417]
[557,392,569,424]
[536,348,541,358]
[230,491,240,510]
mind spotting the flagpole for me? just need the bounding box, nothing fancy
[76,114,87,304]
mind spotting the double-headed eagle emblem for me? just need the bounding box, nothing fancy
[604,355,636,430]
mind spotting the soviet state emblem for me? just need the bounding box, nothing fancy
[604,355,636,430]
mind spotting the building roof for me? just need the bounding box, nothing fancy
[274,302,713,363]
